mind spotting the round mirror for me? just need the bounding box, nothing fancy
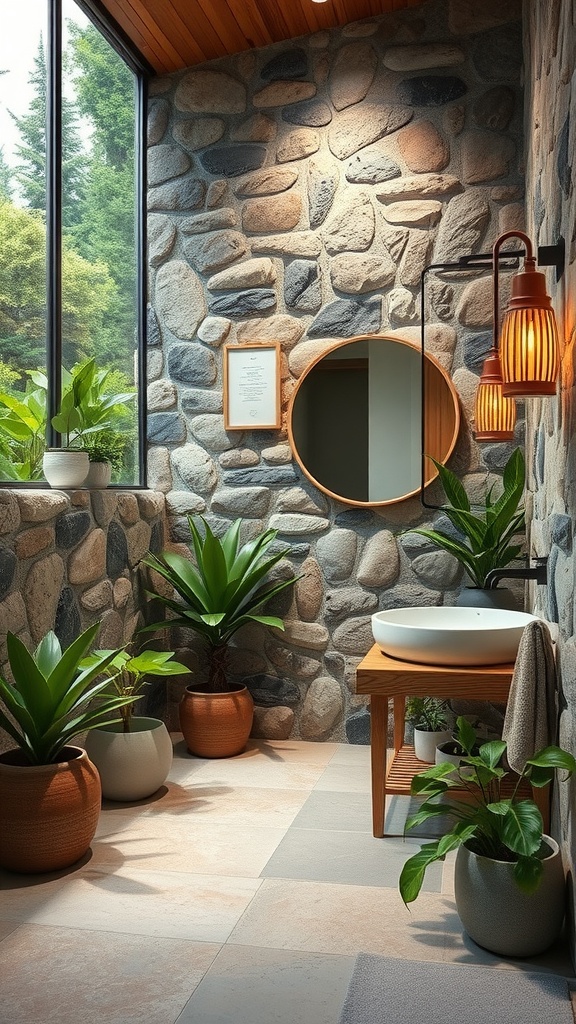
[287,334,460,507]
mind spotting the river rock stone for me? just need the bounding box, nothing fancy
[383,43,465,71]
[473,86,515,130]
[457,276,507,328]
[274,488,327,515]
[231,113,277,143]
[148,99,169,145]
[212,487,270,517]
[471,21,523,83]
[282,100,332,127]
[175,70,246,114]
[268,513,329,536]
[148,178,205,211]
[80,579,114,612]
[357,531,400,587]
[434,190,490,261]
[148,215,176,266]
[261,444,291,465]
[185,231,248,273]
[148,379,177,412]
[329,42,377,110]
[208,258,276,291]
[277,128,319,163]
[499,202,524,234]
[0,492,20,534]
[237,314,305,348]
[388,287,416,323]
[316,529,357,581]
[148,145,190,186]
[165,491,206,515]
[54,587,81,651]
[197,316,231,346]
[330,251,395,293]
[0,547,16,600]
[397,75,467,107]
[382,200,442,226]
[345,148,401,184]
[172,117,225,151]
[242,193,302,233]
[251,706,294,739]
[332,617,373,656]
[278,620,330,651]
[346,707,370,744]
[449,0,522,34]
[325,587,378,621]
[181,388,223,415]
[208,289,276,317]
[219,449,259,469]
[190,414,234,452]
[251,232,321,258]
[323,193,375,254]
[253,82,316,108]
[147,447,173,493]
[284,260,321,311]
[55,511,91,549]
[329,103,413,160]
[172,444,217,492]
[235,167,298,197]
[398,120,449,173]
[308,297,381,338]
[14,526,53,560]
[147,304,162,347]
[300,677,342,740]
[308,157,338,230]
[260,48,308,81]
[155,261,205,339]
[411,550,462,588]
[398,230,432,286]
[295,557,323,621]
[376,173,461,200]
[223,466,297,486]
[462,133,516,184]
[167,345,217,388]
[16,491,69,523]
[68,529,106,585]
[181,209,237,235]
[200,146,267,178]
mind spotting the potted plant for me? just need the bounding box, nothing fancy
[408,448,526,608]
[0,624,135,873]
[83,647,190,800]
[398,717,576,957]
[43,359,96,487]
[143,516,299,758]
[405,696,452,762]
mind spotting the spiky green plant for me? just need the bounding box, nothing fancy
[143,516,299,692]
[409,448,526,589]
[0,624,136,764]
[399,717,576,905]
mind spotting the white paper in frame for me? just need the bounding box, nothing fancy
[223,342,281,430]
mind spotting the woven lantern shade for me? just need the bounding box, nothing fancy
[494,231,560,398]
[474,350,516,442]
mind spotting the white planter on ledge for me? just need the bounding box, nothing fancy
[84,460,112,488]
[42,449,89,488]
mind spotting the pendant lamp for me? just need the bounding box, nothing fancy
[474,348,516,442]
[494,230,560,398]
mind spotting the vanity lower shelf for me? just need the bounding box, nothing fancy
[386,743,532,799]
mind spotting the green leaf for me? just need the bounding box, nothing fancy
[526,746,576,774]
[513,853,544,894]
[429,457,470,512]
[454,716,477,755]
[478,739,507,769]
[399,841,444,905]
[499,799,543,857]
[6,632,53,730]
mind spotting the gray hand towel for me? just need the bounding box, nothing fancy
[502,618,557,774]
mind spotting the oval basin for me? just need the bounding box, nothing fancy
[371,607,538,666]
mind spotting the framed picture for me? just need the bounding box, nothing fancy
[223,342,281,430]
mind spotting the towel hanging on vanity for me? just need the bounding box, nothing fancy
[502,618,557,775]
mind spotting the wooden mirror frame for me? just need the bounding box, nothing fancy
[287,334,461,508]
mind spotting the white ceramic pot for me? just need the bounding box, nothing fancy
[413,727,452,763]
[43,449,89,488]
[84,460,112,488]
[84,717,173,801]
[454,836,566,956]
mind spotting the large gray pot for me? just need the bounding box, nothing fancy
[454,836,565,957]
[456,587,519,610]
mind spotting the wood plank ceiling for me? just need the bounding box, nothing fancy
[98,0,430,75]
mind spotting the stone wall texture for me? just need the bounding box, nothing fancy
[146,0,526,741]
[524,0,576,962]
[0,488,166,753]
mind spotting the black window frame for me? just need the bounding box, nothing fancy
[0,0,152,488]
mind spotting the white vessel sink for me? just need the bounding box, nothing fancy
[371,607,538,666]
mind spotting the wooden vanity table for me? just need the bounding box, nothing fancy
[356,644,548,837]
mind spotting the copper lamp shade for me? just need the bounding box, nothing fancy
[494,231,560,398]
[474,350,516,442]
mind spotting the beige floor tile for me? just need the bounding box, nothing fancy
[0,923,219,1024]
[313,763,371,793]
[0,920,18,942]
[0,867,262,942]
[101,783,311,829]
[328,743,371,767]
[227,877,449,959]
[187,758,327,791]
[91,819,288,877]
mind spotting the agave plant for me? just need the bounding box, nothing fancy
[0,623,136,765]
[143,516,299,692]
[409,447,526,589]
[399,717,576,905]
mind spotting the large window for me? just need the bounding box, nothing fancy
[0,0,145,485]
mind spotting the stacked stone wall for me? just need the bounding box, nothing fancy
[147,0,526,742]
[523,0,576,965]
[0,488,166,753]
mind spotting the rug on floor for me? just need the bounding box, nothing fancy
[338,954,572,1024]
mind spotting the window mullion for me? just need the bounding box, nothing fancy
[46,0,63,449]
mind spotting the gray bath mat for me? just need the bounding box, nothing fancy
[338,954,572,1024]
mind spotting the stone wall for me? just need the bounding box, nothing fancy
[146,0,526,742]
[0,488,166,752]
[523,0,576,962]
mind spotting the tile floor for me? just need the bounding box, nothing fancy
[0,738,574,1024]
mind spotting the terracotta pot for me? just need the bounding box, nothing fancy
[179,683,254,758]
[84,717,173,801]
[454,835,565,956]
[0,746,102,873]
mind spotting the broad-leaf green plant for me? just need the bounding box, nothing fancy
[408,448,526,589]
[83,647,190,732]
[0,372,47,479]
[143,516,299,692]
[0,623,136,765]
[398,716,576,905]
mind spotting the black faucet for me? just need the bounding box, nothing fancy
[484,557,548,590]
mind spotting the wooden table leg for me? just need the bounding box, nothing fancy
[369,694,389,838]
[393,695,405,753]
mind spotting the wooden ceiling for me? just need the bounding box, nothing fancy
[97,0,429,75]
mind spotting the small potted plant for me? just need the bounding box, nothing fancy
[407,448,526,608]
[83,647,190,801]
[42,359,96,487]
[0,624,135,873]
[398,717,576,957]
[405,696,452,762]
[143,516,299,758]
